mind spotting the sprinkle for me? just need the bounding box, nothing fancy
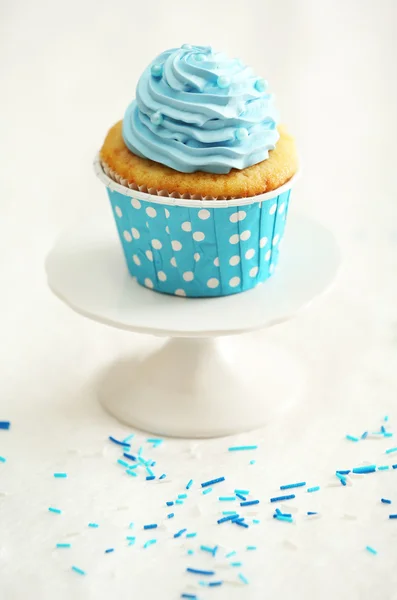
[235,489,249,495]
[146,466,155,477]
[187,550,194,555]
[186,479,193,490]
[200,545,218,556]
[166,501,174,506]
[234,519,249,528]
[389,514,397,519]
[225,551,237,558]
[0,456,7,463]
[105,548,114,553]
[123,452,137,462]
[146,476,156,481]
[126,536,135,541]
[253,519,260,524]
[307,486,320,493]
[275,515,293,523]
[393,464,397,469]
[122,434,134,443]
[240,500,259,507]
[246,546,257,550]
[381,498,392,504]
[352,465,376,474]
[222,511,237,515]
[386,447,397,454]
[273,511,292,518]
[186,532,197,538]
[202,487,213,495]
[336,470,351,475]
[147,438,163,445]
[176,499,184,504]
[181,595,197,599]
[187,568,215,576]
[280,481,306,490]
[378,465,389,471]
[235,493,246,501]
[108,435,130,448]
[208,581,223,587]
[336,472,346,482]
[346,435,359,442]
[71,566,86,575]
[381,425,386,434]
[56,543,71,548]
[366,546,377,555]
[0,421,10,430]
[307,511,317,516]
[143,524,157,530]
[167,513,174,519]
[143,539,157,548]
[159,474,166,480]
[174,529,187,538]
[129,522,134,528]
[384,416,389,422]
[217,514,240,524]
[361,431,368,439]
[201,477,225,488]
[178,494,188,499]
[219,496,236,501]
[117,459,129,468]
[228,445,258,452]
[238,573,249,584]
[126,469,137,477]
[384,432,393,438]
[270,494,295,503]
[230,561,242,567]
[48,507,62,514]
[88,523,99,528]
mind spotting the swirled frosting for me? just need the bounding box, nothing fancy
[122,44,279,174]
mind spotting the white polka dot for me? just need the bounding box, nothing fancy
[260,236,268,248]
[278,203,285,215]
[146,222,149,229]
[194,253,200,262]
[123,231,132,242]
[269,203,277,215]
[146,207,157,218]
[229,210,246,223]
[132,254,141,266]
[249,266,258,277]
[115,206,122,218]
[198,209,210,220]
[229,255,240,266]
[165,208,170,218]
[213,257,220,267]
[131,228,140,239]
[245,248,255,260]
[145,250,153,261]
[181,221,192,232]
[269,264,275,274]
[193,231,205,242]
[171,240,182,251]
[170,257,177,267]
[131,198,141,209]
[240,230,251,241]
[229,276,241,288]
[151,239,162,250]
[144,278,154,289]
[158,271,167,282]
[165,225,170,234]
[265,250,271,261]
[175,289,186,297]
[183,271,194,282]
[272,234,280,246]
[207,278,219,289]
[229,234,239,244]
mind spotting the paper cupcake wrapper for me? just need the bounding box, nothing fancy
[95,156,297,298]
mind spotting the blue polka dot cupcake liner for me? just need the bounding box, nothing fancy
[95,157,297,298]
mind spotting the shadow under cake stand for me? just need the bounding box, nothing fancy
[45,213,340,438]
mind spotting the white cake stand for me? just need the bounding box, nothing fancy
[45,213,340,438]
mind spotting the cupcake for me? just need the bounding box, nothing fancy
[97,44,298,297]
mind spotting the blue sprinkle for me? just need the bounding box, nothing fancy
[0,421,10,430]
[147,438,163,445]
[126,536,135,541]
[393,464,397,469]
[235,489,249,495]
[336,470,351,475]
[0,456,6,463]
[186,479,193,490]
[202,487,213,495]
[366,546,377,555]
[230,561,242,567]
[361,431,368,439]
[240,500,259,507]
[186,532,197,538]
[273,511,292,518]
[56,543,71,548]
[381,425,386,434]
[381,498,392,504]
[146,466,155,477]
[384,416,389,422]
[143,524,157,530]
[166,501,174,507]
[208,581,223,587]
[200,545,218,556]
[275,514,293,523]
[249,460,256,465]
[336,472,346,482]
[225,551,237,558]
[159,474,166,479]
[48,507,62,514]
[222,511,237,515]
[217,514,240,524]
[234,519,249,528]
[187,549,194,555]
[122,434,134,443]
[174,528,187,538]
[186,568,215,576]
[346,435,359,442]
[253,519,260,524]
[123,452,137,462]
[352,465,376,474]
[228,445,258,451]
[280,482,306,490]
[105,548,114,553]
[181,595,197,599]
[146,475,156,481]
[176,499,184,504]
[128,522,134,529]
[386,447,397,454]
[143,539,157,549]
[150,461,156,467]
[270,494,295,503]
[378,466,389,471]
[108,436,130,448]
[389,514,397,519]
[88,523,99,528]
[126,469,137,477]
[219,496,236,501]
[167,513,174,519]
[307,486,320,493]
[117,459,129,468]
[238,573,249,584]
[246,546,256,550]
[307,511,317,516]
[201,477,225,488]
[71,566,86,575]
[384,432,393,438]
[178,494,187,499]
[235,493,246,501]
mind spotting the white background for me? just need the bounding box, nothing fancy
[1,1,397,599]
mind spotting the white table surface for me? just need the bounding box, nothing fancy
[1,1,397,599]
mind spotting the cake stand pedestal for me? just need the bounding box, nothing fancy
[45,213,340,438]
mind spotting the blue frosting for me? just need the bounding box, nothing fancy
[122,44,280,174]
